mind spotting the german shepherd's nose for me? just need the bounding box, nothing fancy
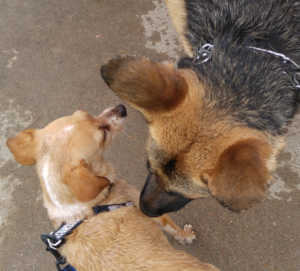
[139,172,192,217]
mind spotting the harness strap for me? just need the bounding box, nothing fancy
[62,265,77,271]
[93,201,134,215]
[41,201,134,271]
[52,219,83,241]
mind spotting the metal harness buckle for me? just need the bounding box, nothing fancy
[41,220,83,271]
[41,233,67,271]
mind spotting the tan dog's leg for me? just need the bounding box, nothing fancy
[153,215,196,244]
[112,180,196,244]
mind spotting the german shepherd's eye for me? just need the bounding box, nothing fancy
[163,159,176,176]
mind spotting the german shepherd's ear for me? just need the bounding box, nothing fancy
[6,129,38,165]
[100,56,188,116]
[201,140,272,212]
[63,160,110,202]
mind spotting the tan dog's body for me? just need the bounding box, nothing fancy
[7,106,218,271]
[62,179,216,271]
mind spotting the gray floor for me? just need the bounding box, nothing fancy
[1,0,300,270]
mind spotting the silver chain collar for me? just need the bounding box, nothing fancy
[249,46,300,89]
[194,43,300,88]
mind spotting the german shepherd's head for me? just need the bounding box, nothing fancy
[101,55,281,217]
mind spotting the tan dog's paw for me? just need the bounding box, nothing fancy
[175,224,196,244]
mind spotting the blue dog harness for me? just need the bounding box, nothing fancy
[41,202,134,271]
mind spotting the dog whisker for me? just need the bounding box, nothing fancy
[121,128,131,138]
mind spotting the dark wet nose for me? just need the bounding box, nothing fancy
[139,172,193,217]
[115,104,127,117]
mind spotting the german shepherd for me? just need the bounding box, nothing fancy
[100,0,300,216]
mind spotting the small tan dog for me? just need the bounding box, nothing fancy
[7,105,219,271]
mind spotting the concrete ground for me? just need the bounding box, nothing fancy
[1,0,300,270]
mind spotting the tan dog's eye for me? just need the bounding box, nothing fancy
[99,125,109,141]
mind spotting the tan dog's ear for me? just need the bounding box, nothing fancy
[6,129,37,165]
[100,56,188,116]
[64,160,110,202]
[201,140,271,212]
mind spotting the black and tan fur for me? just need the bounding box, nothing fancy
[101,0,300,216]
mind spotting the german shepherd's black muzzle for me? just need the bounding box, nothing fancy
[139,172,192,217]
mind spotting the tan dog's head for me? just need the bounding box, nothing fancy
[101,56,273,216]
[6,105,127,203]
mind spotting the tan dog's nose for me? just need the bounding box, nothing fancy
[115,104,127,117]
